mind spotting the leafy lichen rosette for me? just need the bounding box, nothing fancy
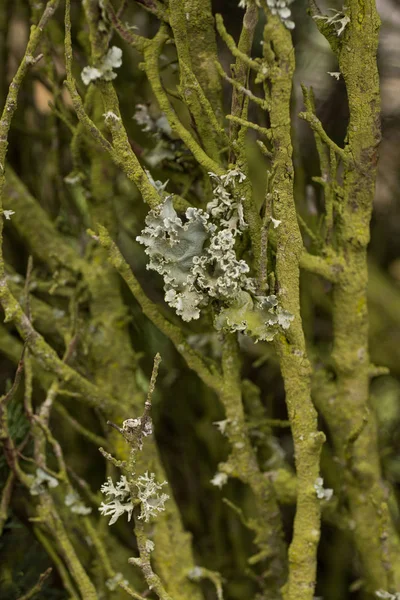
[137,170,293,341]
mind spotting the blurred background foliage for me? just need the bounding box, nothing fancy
[0,1,400,599]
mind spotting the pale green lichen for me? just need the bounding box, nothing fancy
[313,8,350,36]
[215,290,294,342]
[81,46,122,85]
[133,104,175,167]
[210,471,228,488]
[313,477,333,501]
[99,472,169,525]
[137,169,293,340]
[105,572,129,591]
[29,468,59,496]
[135,472,169,522]
[99,475,134,525]
[239,0,295,30]
[65,490,92,515]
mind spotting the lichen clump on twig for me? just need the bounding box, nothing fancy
[239,0,295,30]
[99,471,169,525]
[81,46,122,85]
[137,169,293,341]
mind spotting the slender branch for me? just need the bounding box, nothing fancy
[215,61,269,111]
[260,9,325,599]
[54,402,109,448]
[90,226,222,392]
[142,26,223,175]
[131,518,174,600]
[0,280,119,412]
[133,0,169,22]
[215,13,261,72]
[225,114,271,138]
[64,0,161,209]
[298,110,349,163]
[300,250,344,283]
[223,2,259,158]
[168,0,221,161]
[16,568,53,600]
[0,471,14,536]
[33,528,79,599]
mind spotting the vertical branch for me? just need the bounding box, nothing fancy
[219,334,287,597]
[226,2,259,161]
[183,0,223,119]
[0,0,59,301]
[310,0,400,590]
[168,0,222,161]
[260,13,324,600]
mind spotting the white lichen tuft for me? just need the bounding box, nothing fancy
[145,539,155,553]
[135,472,169,522]
[29,468,59,496]
[133,105,174,167]
[266,0,296,29]
[81,46,122,86]
[314,477,333,501]
[239,0,295,29]
[133,104,154,133]
[328,71,341,80]
[144,169,169,195]
[65,490,92,515]
[99,475,134,525]
[134,104,172,138]
[213,419,229,435]
[313,8,350,36]
[64,172,82,185]
[3,210,15,220]
[210,472,228,489]
[106,572,129,591]
[103,111,120,122]
[270,216,281,228]
[137,169,293,341]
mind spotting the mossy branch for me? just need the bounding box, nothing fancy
[142,26,223,176]
[90,225,222,393]
[225,114,271,138]
[218,334,287,595]
[300,250,344,283]
[16,567,53,600]
[0,278,119,412]
[215,13,261,72]
[259,11,325,600]
[216,61,270,112]
[168,0,221,161]
[298,110,348,164]
[64,0,162,209]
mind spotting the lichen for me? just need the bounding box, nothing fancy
[29,468,59,496]
[135,472,169,522]
[313,8,350,36]
[65,490,92,515]
[105,572,129,591]
[137,169,293,341]
[81,46,122,85]
[313,477,333,501]
[99,472,169,525]
[210,472,228,488]
[239,0,296,30]
[99,475,134,525]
